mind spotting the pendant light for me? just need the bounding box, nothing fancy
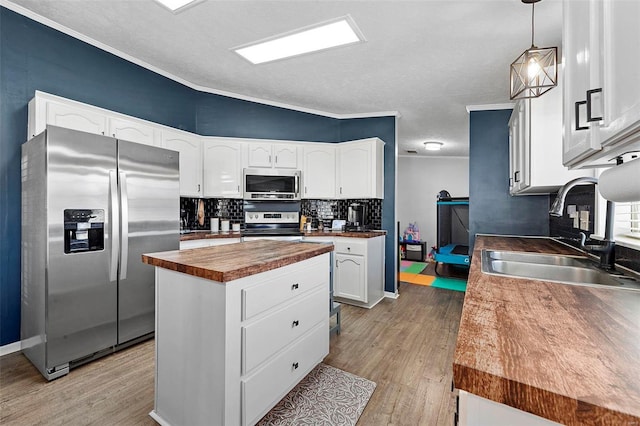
[509,0,557,100]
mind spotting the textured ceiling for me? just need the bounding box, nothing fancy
[5,0,563,157]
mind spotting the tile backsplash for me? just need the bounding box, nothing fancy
[180,198,243,230]
[548,185,640,273]
[301,199,383,229]
[549,185,596,239]
[180,197,384,231]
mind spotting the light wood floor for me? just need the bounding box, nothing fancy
[0,282,464,425]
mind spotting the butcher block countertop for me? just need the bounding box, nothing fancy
[179,229,386,241]
[453,235,640,425]
[142,239,334,282]
[179,231,242,241]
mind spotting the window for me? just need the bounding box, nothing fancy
[614,201,640,241]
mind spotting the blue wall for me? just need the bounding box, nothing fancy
[468,110,549,251]
[0,7,396,345]
[196,94,341,142]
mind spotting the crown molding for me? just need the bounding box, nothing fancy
[1,0,399,120]
[465,103,515,113]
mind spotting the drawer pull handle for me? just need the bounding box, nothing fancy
[575,100,589,131]
[292,362,299,370]
[292,320,299,327]
[587,88,603,122]
[291,283,299,290]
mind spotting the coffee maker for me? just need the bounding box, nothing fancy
[346,203,368,231]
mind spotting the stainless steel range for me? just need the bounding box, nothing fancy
[242,201,301,239]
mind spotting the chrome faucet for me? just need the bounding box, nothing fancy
[549,177,616,270]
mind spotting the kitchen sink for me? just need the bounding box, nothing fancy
[481,250,640,291]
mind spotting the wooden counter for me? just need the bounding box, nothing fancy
[179,229,386,242]
[301,230,387,238]
[143,239,334,282]
[453,235,640,425]
[179,230,242,241]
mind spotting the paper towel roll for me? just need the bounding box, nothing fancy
[598,158,640,202]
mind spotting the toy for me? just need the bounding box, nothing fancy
[403,222,420,242]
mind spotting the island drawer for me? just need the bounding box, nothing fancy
[242,256,328,320]
[241,321,328,426]
[242,287,327,374]
[334,239,366,256]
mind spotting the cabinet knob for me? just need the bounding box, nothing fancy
[292,362,299,370]
[292,320,299,327]
[291,283,299,290]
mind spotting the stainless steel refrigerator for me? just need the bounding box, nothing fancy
[21,125,179,380]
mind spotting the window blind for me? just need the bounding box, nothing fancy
[614,201,640,239]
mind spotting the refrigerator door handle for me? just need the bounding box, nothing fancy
[119,171,129,280]
[109,170,119,282]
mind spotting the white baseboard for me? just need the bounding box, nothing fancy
[0,341,22,357]
[384,291,399,299]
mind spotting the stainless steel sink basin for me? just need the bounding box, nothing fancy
[481,250,640,291]
[484,250,590,267]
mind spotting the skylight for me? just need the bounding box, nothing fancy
[233,16,365,65]
[154,0,200,13]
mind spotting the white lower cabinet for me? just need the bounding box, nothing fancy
[152,254,330,426]
[304,236,385,309]
[335,253,366,302]
[457,390,561,426]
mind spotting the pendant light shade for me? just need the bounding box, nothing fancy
[509,0,558,100]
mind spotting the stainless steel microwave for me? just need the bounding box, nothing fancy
[243,168,301,200]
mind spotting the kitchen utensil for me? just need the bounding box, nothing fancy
[331,219,346,230]
[197,199,205,226]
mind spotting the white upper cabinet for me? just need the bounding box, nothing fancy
[302,144,336,199]
[247,142,272,168]
[108,117,160,146]
[247,142,299,169]
[563,0,640,168]
[161,128,203,197]
[508,101,527,194]
[29,94,107,138]
[597,0,640,147]
[510,80,590,195]
[336,138,384,199]
[203,137,245,198]
[27,92,388,201]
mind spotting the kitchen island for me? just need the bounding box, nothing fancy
[454,235,640,425]
[142,240,334,426]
